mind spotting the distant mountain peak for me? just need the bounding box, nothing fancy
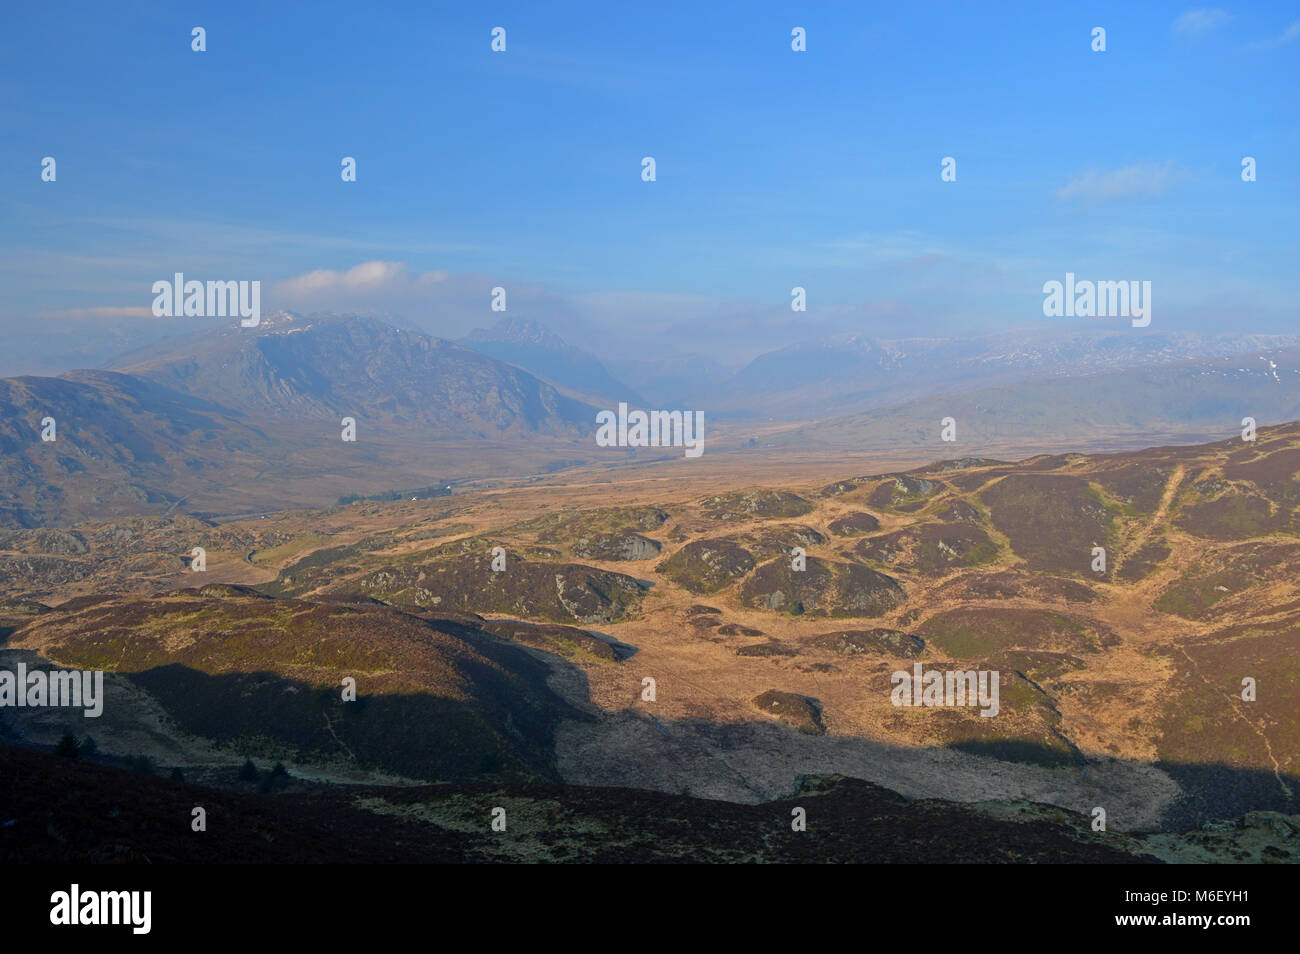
[465,316,566,350]
[257,309,307,328]
[460,318,640,404]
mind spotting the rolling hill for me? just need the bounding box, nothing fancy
[5,423,1300,841]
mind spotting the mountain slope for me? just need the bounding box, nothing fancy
[461,316,641,405]
[714,328,1300,420]
[0,314,609,526]
[0,371,279,528]
[116,312,596,438]
[765,347,1300,453]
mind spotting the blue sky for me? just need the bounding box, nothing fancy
[1,1,1297,361]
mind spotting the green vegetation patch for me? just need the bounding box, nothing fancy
[1154,569,1253,620]
[916,607,1116,660]
[1176,491,1291,540]
[981,475,1117,573]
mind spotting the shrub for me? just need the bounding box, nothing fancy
[126,755,154,775]
[55,731,80,759]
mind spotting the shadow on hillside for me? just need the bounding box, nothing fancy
[1153,761,1300,831]
[0,737,1166,864]
[576,626,639,659]
[4,645,1297,836]
[566,707,1300,834]
[5,598,1295,834]
[122,647,588,784]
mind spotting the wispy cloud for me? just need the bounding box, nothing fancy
[1173,8,1232,35]
[1249,19,1300,48]
[1054,161,1186,204]
[39,305,156,320]
[806,231,952,270]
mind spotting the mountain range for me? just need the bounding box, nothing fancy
[0,314,598,526]
[711,328,1300,420]
[5,311,1300,528]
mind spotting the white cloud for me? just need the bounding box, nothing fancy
[1054,161,1186,204]
[1173,8,1231,34]
[275,260,449,297]
[267,261,566,339]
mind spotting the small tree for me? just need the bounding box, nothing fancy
[238,758,259,782]
[126,755,154,775]
[169,767,185,782]
[55,731,80,759]
[261,762,289,793]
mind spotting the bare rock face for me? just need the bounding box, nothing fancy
[572,531,662,561]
